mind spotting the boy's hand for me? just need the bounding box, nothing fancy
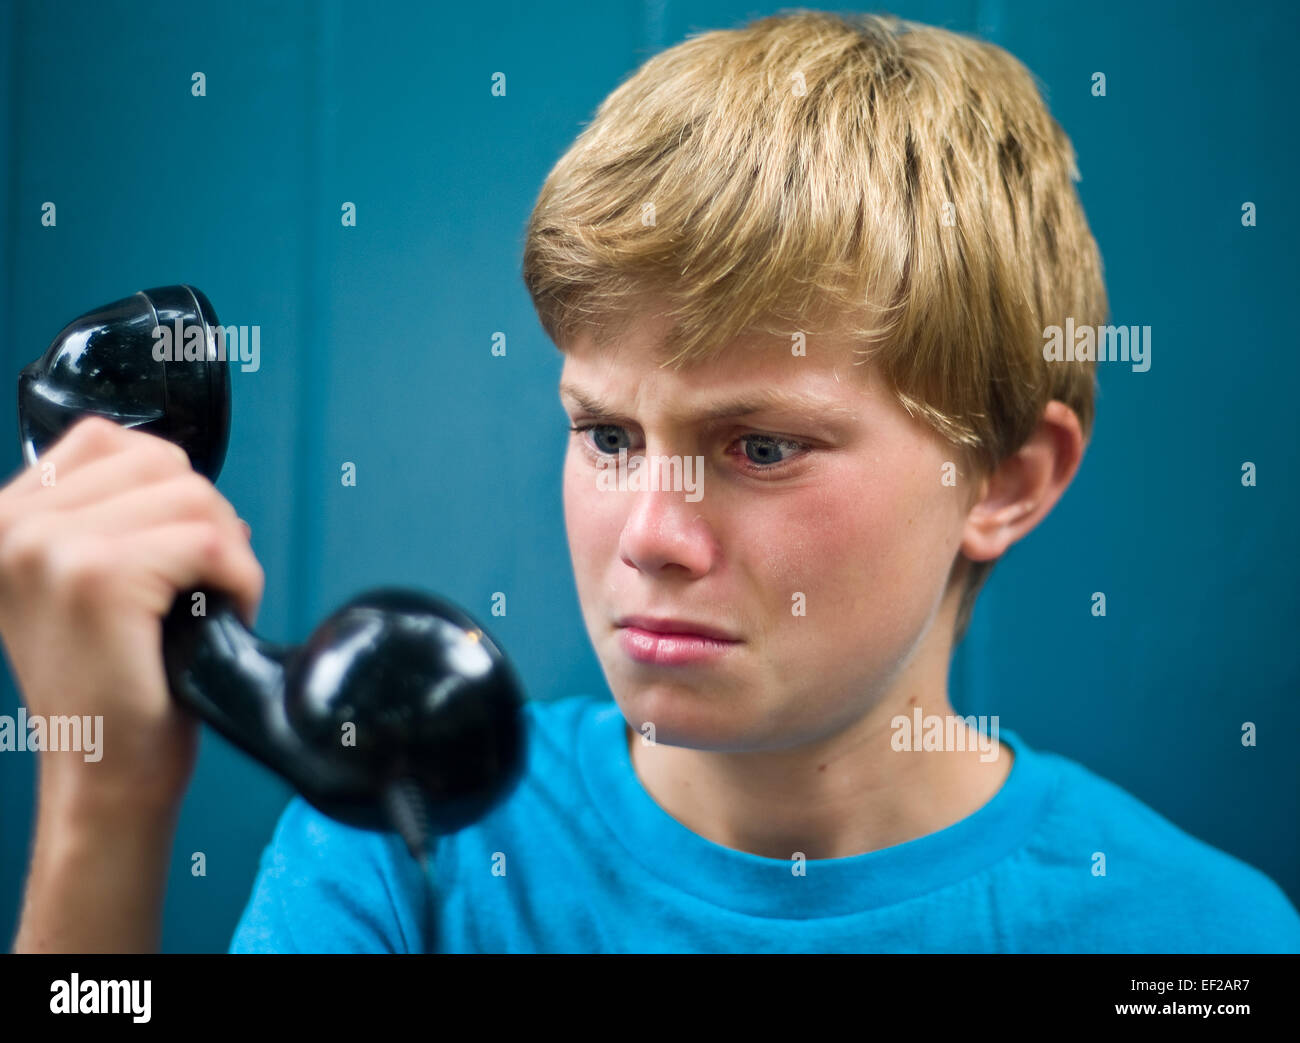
[0,415,264,815]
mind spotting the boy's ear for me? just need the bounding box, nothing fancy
[961,401,1086,563]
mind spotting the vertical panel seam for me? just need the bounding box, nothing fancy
[292,0,340,634]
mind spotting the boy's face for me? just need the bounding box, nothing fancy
[559,311,971,753]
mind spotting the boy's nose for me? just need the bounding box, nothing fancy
[618,483,716,578]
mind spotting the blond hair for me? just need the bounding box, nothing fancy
[522,9,1108,641]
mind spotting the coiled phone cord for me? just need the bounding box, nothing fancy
[383,780,438,954]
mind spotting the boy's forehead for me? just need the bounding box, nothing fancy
[558,325,875,423]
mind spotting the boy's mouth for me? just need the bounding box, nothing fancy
[614,616,742,666]
[615,615,741,642]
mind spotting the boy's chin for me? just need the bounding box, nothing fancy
[611,685,768,753]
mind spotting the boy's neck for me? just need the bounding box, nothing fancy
[625,640,1012,861]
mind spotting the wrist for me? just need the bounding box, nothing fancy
[37,765,186,833]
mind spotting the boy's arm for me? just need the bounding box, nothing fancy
[12,789,178,953]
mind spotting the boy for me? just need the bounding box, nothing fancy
[8,11,1298,953]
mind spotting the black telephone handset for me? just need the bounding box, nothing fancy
[17,286,526,862]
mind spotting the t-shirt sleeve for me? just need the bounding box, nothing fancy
[227,796,431,954]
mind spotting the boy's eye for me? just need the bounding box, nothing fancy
[739,435,801,466]
[570,423,806,469]
[573,423,631,453]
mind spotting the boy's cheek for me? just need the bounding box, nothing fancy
[767,494,952,642]
[565,481,620,551]
[562,461,602,535]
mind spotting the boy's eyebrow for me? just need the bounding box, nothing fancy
[559,382,859,424]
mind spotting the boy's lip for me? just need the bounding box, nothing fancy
[615,614,741,642]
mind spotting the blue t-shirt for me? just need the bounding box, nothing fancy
[228,693,1300,953]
